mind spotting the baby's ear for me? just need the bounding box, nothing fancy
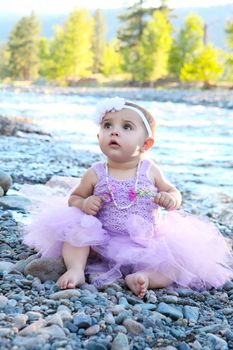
[142,137,154,151]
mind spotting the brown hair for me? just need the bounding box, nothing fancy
[125,101,155,138]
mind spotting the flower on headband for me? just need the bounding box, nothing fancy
[94,97,125,125]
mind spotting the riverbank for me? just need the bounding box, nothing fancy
[1,84,233,109]
[0,88,233,349]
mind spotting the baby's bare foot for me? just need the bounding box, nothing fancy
[125,272,149,298]
[57,268,85,289]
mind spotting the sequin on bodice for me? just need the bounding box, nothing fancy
[93,160,159,236]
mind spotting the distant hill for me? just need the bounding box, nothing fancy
[0,5,232,50]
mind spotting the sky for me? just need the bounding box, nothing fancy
[0,0,232,14]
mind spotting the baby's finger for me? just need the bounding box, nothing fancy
[88,208,98,215]
[154,193,161,204]
[161,196,171,208]
[93,197,103,206]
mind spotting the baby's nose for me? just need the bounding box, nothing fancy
[110,129,119,136]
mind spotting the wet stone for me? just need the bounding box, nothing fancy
[183,305,199,324]
[123,319,145,335]
[111,333,129,350]
[157,302,183,320]
[73,312,92,328]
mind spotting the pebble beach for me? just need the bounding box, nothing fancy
[0,86,233,350]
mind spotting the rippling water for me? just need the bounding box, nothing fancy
[0,90,233,197]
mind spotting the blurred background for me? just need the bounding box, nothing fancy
[0,0,233,88]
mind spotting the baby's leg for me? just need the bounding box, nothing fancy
[57,242,90,289]
[125,269,172,298]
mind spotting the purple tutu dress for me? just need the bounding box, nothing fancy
[23,160,233,289]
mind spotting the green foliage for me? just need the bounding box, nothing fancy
[225,17,233,81]
[0,44,11,79]
[225,18,233,51]
[101,40,123,77]
[38,37,54,78]
[47,8,94,82]
[92,9,107,74]
[169,13,204,77]
[134,11,172,82]
[7,12,40,80]
[180,44,224,83]
[117,0,154,78]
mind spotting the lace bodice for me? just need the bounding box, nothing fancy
[92,160,159,236]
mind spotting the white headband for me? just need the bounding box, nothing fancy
[94,97,152,138]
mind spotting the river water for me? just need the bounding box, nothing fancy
[0,89,233,200]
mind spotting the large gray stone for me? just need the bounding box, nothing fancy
[24,257,66,282]
[0,171,12,195]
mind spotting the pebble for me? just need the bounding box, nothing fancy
[0,295,8,309]
[49,289,81,300]
[123,319,145,335]
[111,333,129,350]
[1,89,233,349]
[183,305,199,324]
[19,319,45,335]
[73,312,92,328]
[13,313,28,329]
[84,324,100,336]
[157,302,183,320]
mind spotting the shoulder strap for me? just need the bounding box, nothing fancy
[91,161,105,179]
[140,159,152,173]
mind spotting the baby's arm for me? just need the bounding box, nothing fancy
[68,168,102,215]
[149,163,182,210]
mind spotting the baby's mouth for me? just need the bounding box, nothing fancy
[109,140,120,147]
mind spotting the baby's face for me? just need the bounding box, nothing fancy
[97,108,149,163]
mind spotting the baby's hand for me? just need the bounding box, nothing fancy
[82,195,103,215]
[154,192,176,211]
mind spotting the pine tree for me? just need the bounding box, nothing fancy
[7,12,40,80]
[117,0,153,78]
[117,0,171,80]
[92,9,107,74]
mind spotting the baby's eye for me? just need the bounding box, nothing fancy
[123,123,133,130]
[103,122,112,129]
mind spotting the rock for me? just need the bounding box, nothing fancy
[84,324,100,336]
[14,254,40,274]
[19,319,45,335]
[45,313,63,328]
[207,334,228,349]
[24,257,66,282]
[123,319,145,335]
[183,306,199,324]
[0,194,31,210]
[0,296,8,309]
[13,314,28,330]
[73,312,92,328]
[49,289,81,300]
[0,170,12,194]
[13,335,49,348]
[0,261,15,273]
[38,324,66,338]
[86,342,107,350]
[157,302,183,320]
[111,333,129,350]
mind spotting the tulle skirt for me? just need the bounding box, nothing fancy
[22,200,233,290]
